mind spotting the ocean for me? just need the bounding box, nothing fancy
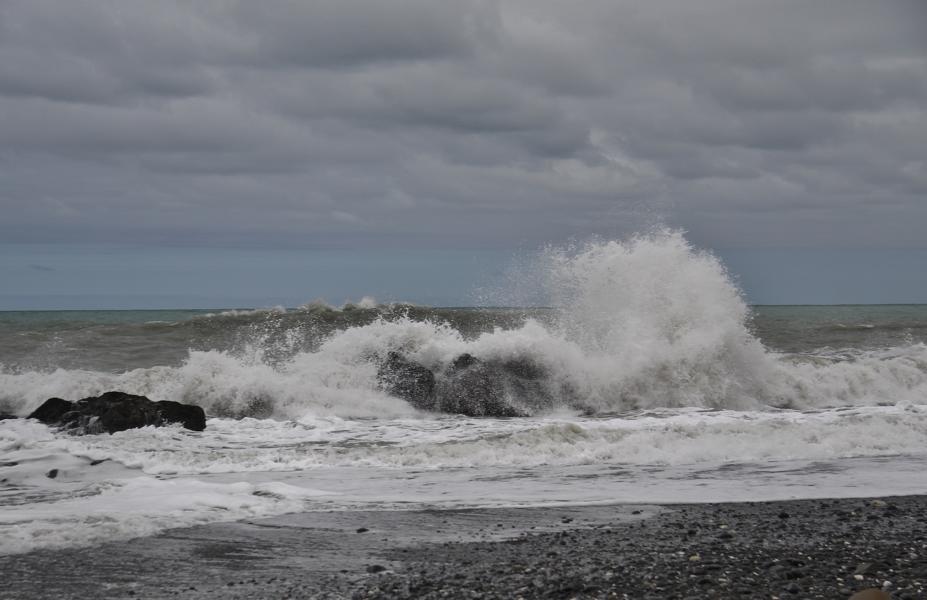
[2,232,926,556]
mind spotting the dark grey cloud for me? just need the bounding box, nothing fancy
[233,1,499,67]
[0,0,924,251]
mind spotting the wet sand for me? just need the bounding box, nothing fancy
[1,496,925,599]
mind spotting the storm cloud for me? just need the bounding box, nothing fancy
[1,0,925,252]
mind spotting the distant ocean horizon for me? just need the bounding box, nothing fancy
[4,240,927,311]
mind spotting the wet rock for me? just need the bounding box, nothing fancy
[27,397,72,424]
[452,353,479,369]
[28,391,206,434]
[499,357,546,380]
[152,399,207,431]
[377,352,435,411]
[434,354,554,417]
[435,359,523,417]
[379,351,564,417]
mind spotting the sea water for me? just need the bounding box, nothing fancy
[2,230,926,554]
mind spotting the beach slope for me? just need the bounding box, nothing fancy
[1,496,924,599]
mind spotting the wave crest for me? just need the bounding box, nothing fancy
[2,230,926,418]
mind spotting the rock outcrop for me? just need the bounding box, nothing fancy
[27,391,206,434]
[27,397,73,423]
[435,353,552,417]
[377,352,554,417]
[377,351,436,411]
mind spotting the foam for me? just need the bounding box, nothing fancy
[2,230,927,419]
[3,403,927,554]
[12,404,921,476]
[0,419,329,555]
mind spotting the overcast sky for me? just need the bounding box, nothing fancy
[1,1,925,308]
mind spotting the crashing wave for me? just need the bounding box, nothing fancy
[2,230,926,419]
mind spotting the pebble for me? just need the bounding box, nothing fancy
[354,496,927,600]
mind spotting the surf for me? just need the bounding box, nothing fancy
[2,229,926,419]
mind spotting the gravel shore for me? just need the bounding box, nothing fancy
[1,496,925,599]
[357,496,927,600]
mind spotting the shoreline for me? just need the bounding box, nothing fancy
[1,496,925,599]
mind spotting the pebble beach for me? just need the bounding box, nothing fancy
[2,495,924,599]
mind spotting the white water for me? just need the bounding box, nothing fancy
[2,230,926,554]
[4,406,927,554]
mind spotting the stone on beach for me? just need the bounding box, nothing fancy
[27,391,206,434]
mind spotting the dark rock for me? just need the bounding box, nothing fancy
[356,527,369,533]
[75,392,164,434]
[435,360,523,417]
[433,354,556,417]
[452,353,479,370]
[46,469,58,479]
[366,565,387,574]
[379,351,564,417]
[154,400,206,431]
[27,397,73,424]
[0,413,18,421]
[377,352,436,411]
[500,357,546,380]
[28,392,206,434]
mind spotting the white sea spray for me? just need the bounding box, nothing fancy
[2,230,926,417]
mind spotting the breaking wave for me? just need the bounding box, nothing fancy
[2,230,926,418]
